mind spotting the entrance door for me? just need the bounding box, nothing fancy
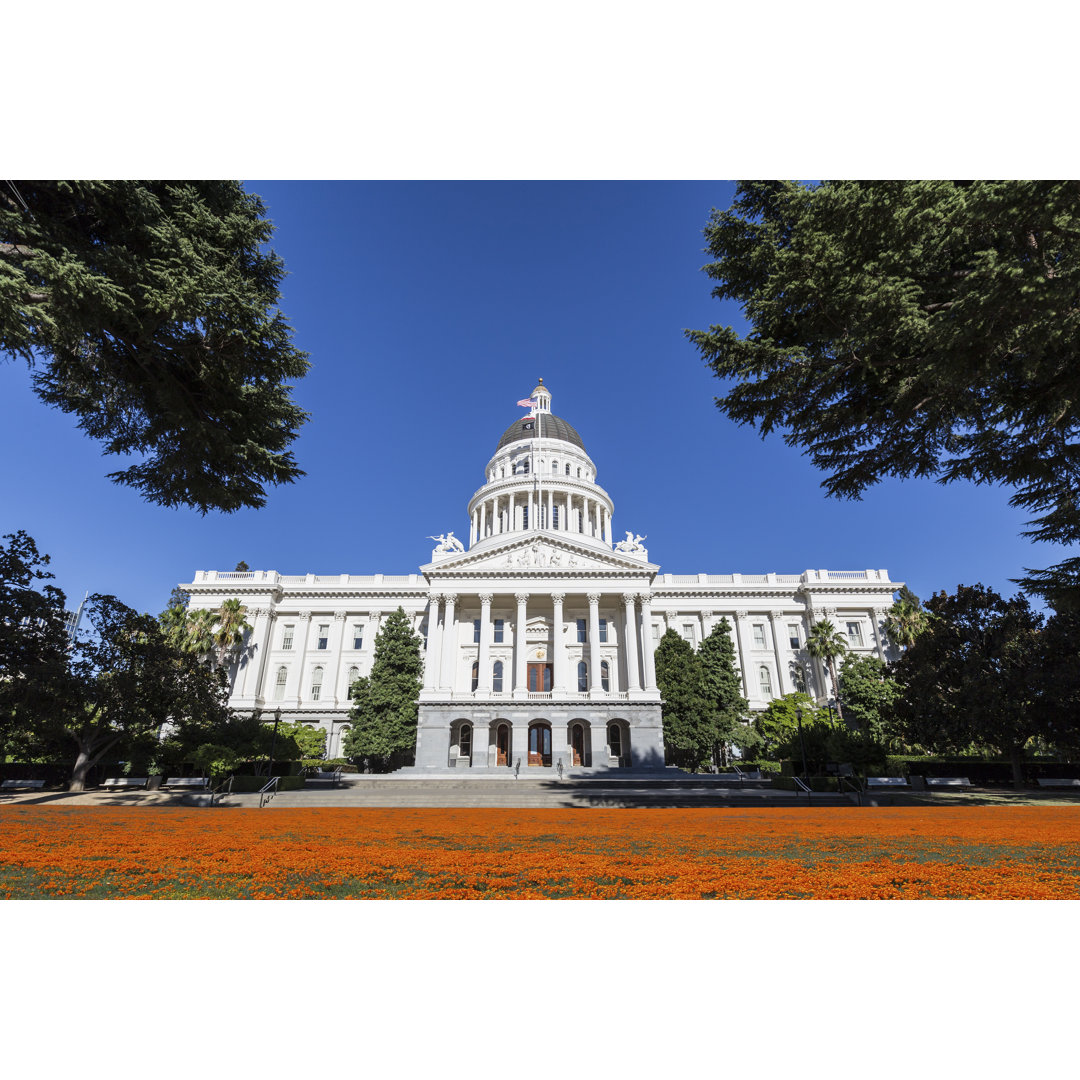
[496,723,510,767]
[570,723,585,766]
[528,723,552,766]
[527,663,552,692]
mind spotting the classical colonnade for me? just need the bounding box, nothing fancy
[422,590,659,695]
[468,487,609,545]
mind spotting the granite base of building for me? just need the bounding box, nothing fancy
[408,700,666,771]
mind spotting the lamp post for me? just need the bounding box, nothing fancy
[267,708,282,778]
[795,704,810,782]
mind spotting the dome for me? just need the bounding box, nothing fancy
[495,413,586,453]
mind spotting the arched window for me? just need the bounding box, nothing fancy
[565,463,571,476]
[471,661,479,692]
[273,666,287,700]
[492,660,504,692]
[551,461,558,474]
[758,665,773,698]
[577,467,582,478]
[601,660,610,691]
[459,723,472,758]
[346,665,359,699]
[577,661,588,692]
[608,723,622,758]
[310,666,324,700]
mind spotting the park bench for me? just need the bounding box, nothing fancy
[926,777,972,789]
[1,779,45,791]
[866,777,909,791]
[1037,778,1080,789]
[101,778,149,790]
[162,777,210,790]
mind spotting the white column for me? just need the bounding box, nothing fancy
[477,593,493,693]
[700,610,713,643]
[291,612,313,705]
[639,593,658,691]
[587,592,602,693]
[622,592,641,692]
[565,493,571,532]
[600,505,606,542]
[769,610,788,696]
[423,595,442,690]
[547,488,553,532]
[509,491,516,532]
[331,611,348,704]
[870,607,888,660]
[241,607,272,698]
[439,593,458,692]
[551,592,567,693]
[480,501,487,539]
[513,592,529,697]
[733,610,750,698]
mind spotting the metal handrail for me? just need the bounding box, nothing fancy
[792,776,812,803]
[839,775,863,806]
[258,775,280,808]
[208,775,234,807]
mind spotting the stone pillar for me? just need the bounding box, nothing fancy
[622,592,641,693]
[700,610,713,643]
[293,611,313,705]
[331,611,348,705]
[590,721,609,768]
[509,491,516,532]
[241,607,273,699]
[587,592,602,693]
[600,505,606,542]
[439,593,458,692]
[870,607,888,660]
[513,592,529,698]
[733,610,750,698]
[639,593,658,691]
[547,488,553,531]
[769,610,788,696]
[480,501,487,540]
[477,593,493,693]
[551,592,567,693]
[511,718,529,769]
[423,595,442,691]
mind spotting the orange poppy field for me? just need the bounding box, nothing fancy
[2,805,1079,899]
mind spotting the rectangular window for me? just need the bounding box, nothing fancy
[788,624,800,650]
[493,618,504,643]
[847,621,864,646]
[473,619,481,644]
[317,624,329,650]
[753,623,766,648]
[281,625,294,650]
[683,623,695,644]
[553,506,560,529]
[577,618,587,643]
[353,625,363,650]
[522,506,529,529]
[599,618,608,643]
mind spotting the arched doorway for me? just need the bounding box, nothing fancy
[570,721,588,767]
[528,721,552,766]
[608,721,630,767]
[495,722,510,767]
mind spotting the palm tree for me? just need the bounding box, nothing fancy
[213,598,251,672]
[883,586,929,651]
[805,617,848,721]
[183,608,217,661]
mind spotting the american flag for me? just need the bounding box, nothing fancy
[516,396,536,409]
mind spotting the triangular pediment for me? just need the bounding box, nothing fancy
[420,532,657,575]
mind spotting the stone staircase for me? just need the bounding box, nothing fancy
[213,774,855,809]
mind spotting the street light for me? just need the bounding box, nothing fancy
[267,708,282,778]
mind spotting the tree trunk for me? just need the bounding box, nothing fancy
[829,660,844,721]
[69,747,94,792]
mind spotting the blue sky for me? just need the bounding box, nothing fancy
[1,181,1067,616]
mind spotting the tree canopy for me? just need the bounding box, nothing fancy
[343,608,423,769]
[654,628,711,770]
[688,181,1080,607]
[696,617,750,765]
[1,181,309,513]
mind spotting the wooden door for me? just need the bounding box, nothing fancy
[527,663,552,692]
[528,724,552,766]
[496,724,509,767]
[570,724,584,766]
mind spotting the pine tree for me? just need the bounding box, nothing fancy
[654,629,710,770]
[343,607,423,769]
[697,617,749,766]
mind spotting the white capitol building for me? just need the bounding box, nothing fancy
[182,382,900,771]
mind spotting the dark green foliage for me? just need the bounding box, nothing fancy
[234,561,250,573]
[891,584,1050,788]
[752,693,821,759]
[697,618,750,765]
[343,607,422,767]
[837,654,901,740]
[654,629,712,770]
[883,586,931,650]
[0,531,71,751]
[688,180,1080,607]
[1,181,309,513]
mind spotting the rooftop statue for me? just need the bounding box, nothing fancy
[428,532,465,553]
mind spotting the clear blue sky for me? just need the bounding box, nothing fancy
[1,181,1068,615]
